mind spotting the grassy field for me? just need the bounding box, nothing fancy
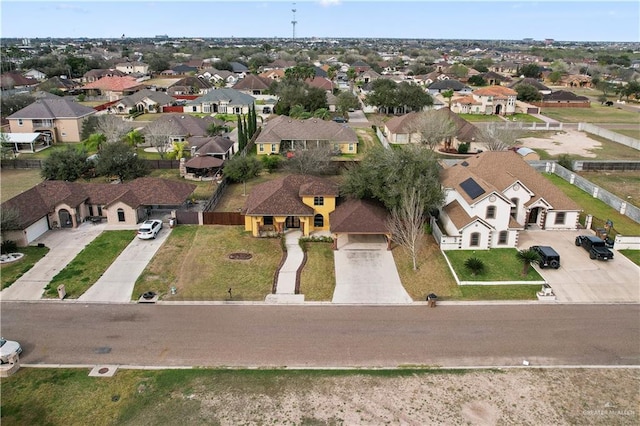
[619,249,640,266]
[148,168,214,200]
[2,367,637,425]
[544,174,640,235]
[43,231,135,298]
[444,249,544,282]
[133,225,282,301]
[610,128,640,140]
[0,246,50,290]
[540,104,639,123]
[299,241,336,301]
[578,171,640,208]
[0,169,44,202]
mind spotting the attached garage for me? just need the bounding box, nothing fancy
[25,216,50,243]
[330,199,391,250]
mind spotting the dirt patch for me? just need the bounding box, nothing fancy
[519,129,601,158]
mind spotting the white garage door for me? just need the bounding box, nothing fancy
[25,216,49,243]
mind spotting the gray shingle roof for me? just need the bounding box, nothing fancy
[7,98,96,120]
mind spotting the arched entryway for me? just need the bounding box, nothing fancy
[285,216,300,229]
[528,207,540,226]
[58,209,73,228]
[495,104,503,115]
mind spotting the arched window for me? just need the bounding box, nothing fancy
[117,208,125,222]
[486,205,496,219]
[470,232,480,247]
[498,231,508,245]
[511,198,519,218]
[314,214,324,227]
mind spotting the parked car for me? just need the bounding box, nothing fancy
[137,219,163,240]
[0,337,22,363]
[530,245,561,269]
[332,116,347,123]
[575,235,614,261]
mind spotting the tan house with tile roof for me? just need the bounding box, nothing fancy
[81,76,145,101]
[468,85,517,116]
[1,178,196,246]
[254,115,359,155]
[436,151,581,250]
[242,174,339,237]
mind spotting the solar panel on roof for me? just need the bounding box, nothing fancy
[460,177,486,200]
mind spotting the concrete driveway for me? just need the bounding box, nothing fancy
[332,235,412,304]
[0,223,106,301]
[78,225,171,303]
[518,230,640,303]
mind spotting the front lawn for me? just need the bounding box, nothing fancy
[444,249,544,282]
[134,225,282,301]
[43,231,135,298]
[543,174,640,235]
[619,250,640,266]
[458,285,540,300]
[300,241,336,301]
[1,246,50,290]
[457,114,502,122]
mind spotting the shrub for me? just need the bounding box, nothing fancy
[457,143,469,154]
[557,154,573,171]
[1,240,18,254]
[464,257,485,276]
[261,154,282,173]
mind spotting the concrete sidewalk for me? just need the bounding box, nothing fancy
[0,223,106,301]
[267,230,305,303]
[78,227,172,303]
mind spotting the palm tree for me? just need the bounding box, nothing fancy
[442,89,454,109]
[464,257,485,276]
[516,249,541,276]
[124,129,144,147]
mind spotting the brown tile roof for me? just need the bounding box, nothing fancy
[243,174,338,216]
[384,112,421,134]
[0,71,38,89]
[442,151,580,210]
[188,136,234,155]
[330,198,389,233]
[304,76,334,91]
[473,85,517,98]
[82,76,144,91]
[185,156,224,169]
[255,116,358,144]
[232,74,272,91]
[443,200,478,230]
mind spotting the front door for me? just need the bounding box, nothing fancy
[285,216,300,229]
[58,209,73,228]
[528,207,540,224]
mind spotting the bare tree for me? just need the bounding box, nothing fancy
[95,115,130,144]
[387,187,427,271]
[477,122,524,151]
[142,120,180,159]
[410,110,457,150]
[285,145,336,175]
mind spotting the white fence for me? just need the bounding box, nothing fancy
[376,127,390,149]
[578,123,640,151]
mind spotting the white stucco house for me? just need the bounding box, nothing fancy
[434,151,581,250]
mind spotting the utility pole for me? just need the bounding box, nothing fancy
[291,3,297,40]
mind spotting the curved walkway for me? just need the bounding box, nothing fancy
[266,231,305,303]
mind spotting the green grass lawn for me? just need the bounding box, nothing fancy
[582,133,640,160]
[300,241,335,301]
[0,169,44,202]
[1,246,50,290]
[444,249,544,282]
[14,142,83,159]
[43,231,135,298]
[457,114,502,122]
[540,104,639,123]
[148,169,214,200]
[619,250,640,266]
[544,174,640,236]
[511,113,544,123]
[578,171,640,208]
[611,128,640,140]
[458,285,540,300]
[134,225,281,301]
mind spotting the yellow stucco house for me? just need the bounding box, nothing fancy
[254,115,358,156]
[242,174,339,237]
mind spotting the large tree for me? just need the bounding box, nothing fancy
[223,155,262,196]
[95,115,130,145]
[94,142,149,182]
[41,145,90,181]
[515,84,542,102]
[477,123,524,151]
[285,145,336,176]
[364,79,432,113]
[142,120,180,159]
[336,91,360,116]
[342,145,443,213]
[409,110,457,150]
[387,187,428,271]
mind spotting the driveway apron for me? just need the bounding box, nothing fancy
[332,235,412,304]
[78,227,171,303]
[0,223,106,301]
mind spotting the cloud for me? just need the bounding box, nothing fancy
[318,0,341,6]
[55,3,89,14]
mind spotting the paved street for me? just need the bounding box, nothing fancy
[2,303,638,368]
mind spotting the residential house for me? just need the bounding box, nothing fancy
[229,62,249,75]
[1,178,196,246]
[254,115,359,155]
[351,60,371,74]
[7,97,96,143]
[436,151,581,250]
[199,68,238,86]
[560,74,592,88]
[259,69,286,82]
[163,76,213,96]
[0,71,39,95]
[184,88,255,114]
[23,69,47,81]
[82,68,126,83]
[427,79,473,95]
[508,78,551,95]
[451,85,517,116]
[478,71,512,86]
[81,76,145,101]
[141,113,222,144]
[304,76,334,93]
[242,174,339,237]
[171,64,199,74]
[360,70,382,84]
[232,74,273,95]
[111,89,176,114]
[115,61,150,75]
[535,90,590,108]
[187,135,236,159]
[37,76,81,94]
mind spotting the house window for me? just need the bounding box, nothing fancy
[192,106,197,112]
[314,196,324,206]
[88,205,94,216]
[18,119,23,126]
[498,231,508,245]
[314,214,324,227]
[117,208,125,222]
[263,216,273,225]
[555,212,566,225]
[348,143,354,151]
[486,205,496,219]
[510,198,519,217]
[271,144,276,153]
[258,144,264,152]
[470,232,480,247]
[97,206,103,216]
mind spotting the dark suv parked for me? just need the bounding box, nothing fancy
[575,235,614,261]
[530,245,561,269]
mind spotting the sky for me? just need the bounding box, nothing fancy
[1,0,639,42]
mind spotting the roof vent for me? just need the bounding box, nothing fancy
[461,161,469,167]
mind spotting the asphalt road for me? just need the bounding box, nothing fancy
[2,303,638,368]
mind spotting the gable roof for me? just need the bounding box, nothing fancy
[232,74,273,91]
[188,135,234,155]
[542,90,589,102]
[473,85,517,97]
[330,198,389,233]
[185,88,255,105]
[7,98,96,120]
[442,151,580,210]
[243,174,339,216]
[82,76,143,91]
[255,115,358,144]
[305,76,334,91]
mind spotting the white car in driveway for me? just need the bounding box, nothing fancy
[0,337,22,363]
[137,219,163,240]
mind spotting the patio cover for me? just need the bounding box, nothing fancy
[185,155,224,169]
[2,133,45,152]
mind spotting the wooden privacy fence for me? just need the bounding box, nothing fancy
[203,211,244,225]
[175,211,199,225]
